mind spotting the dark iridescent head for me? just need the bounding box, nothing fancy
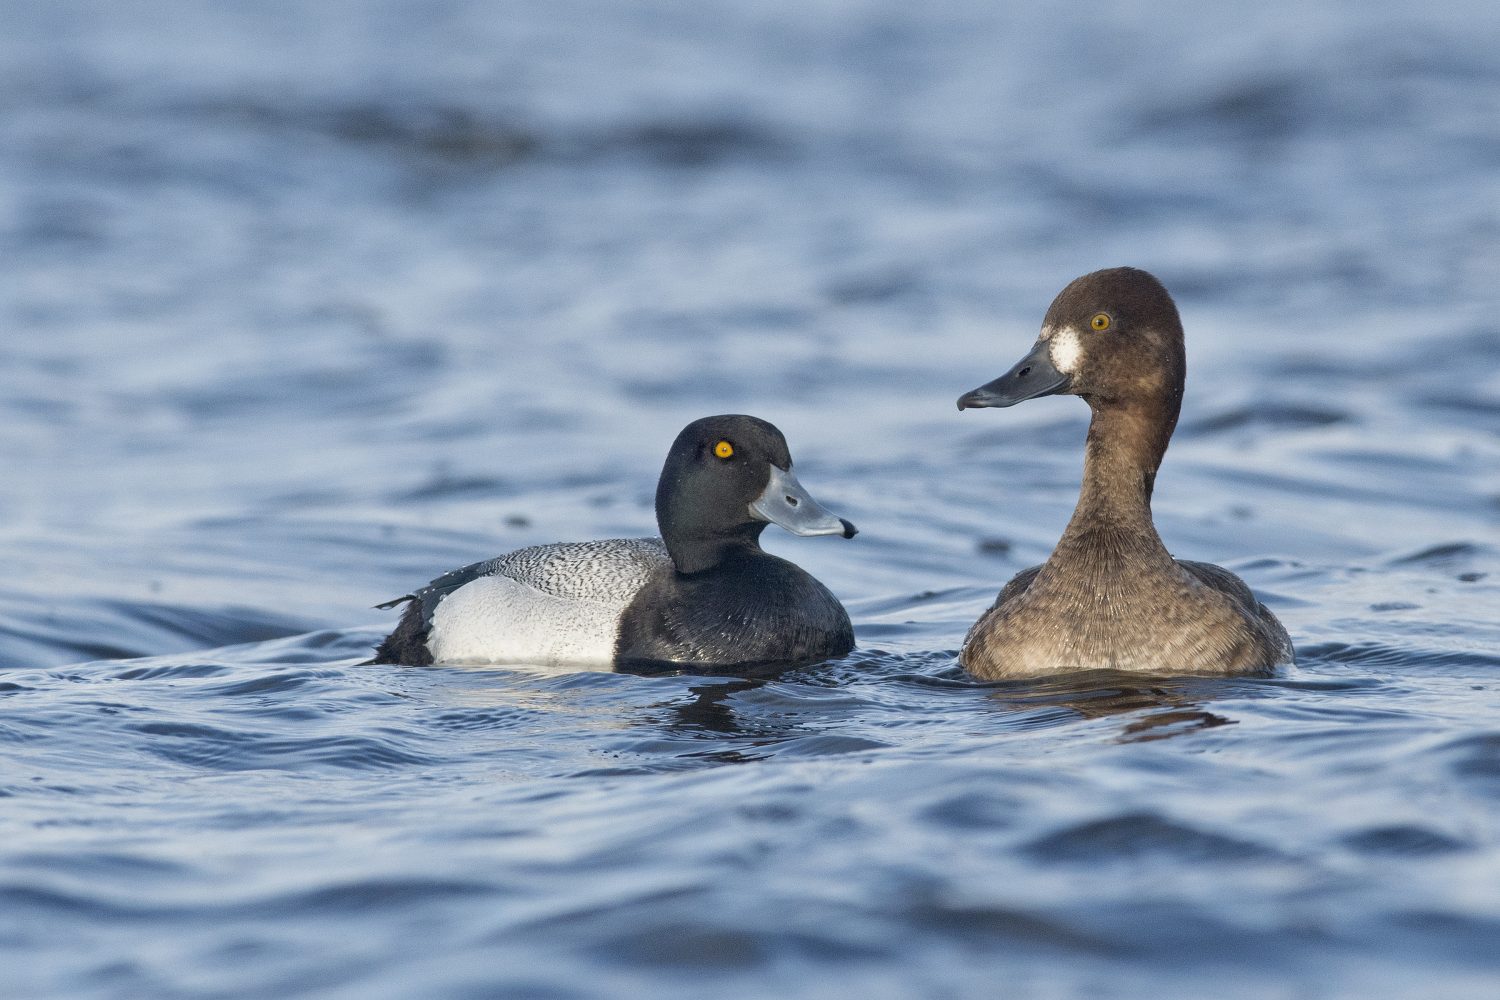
[655,415,856,574]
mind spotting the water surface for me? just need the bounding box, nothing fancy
[3,2,1499,997]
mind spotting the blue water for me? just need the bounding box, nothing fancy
[3,2,1500,997]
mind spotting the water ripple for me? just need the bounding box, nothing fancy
[5,2,1500,998]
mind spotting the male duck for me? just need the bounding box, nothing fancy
[369,415,857,671]
[956,267,1293,678]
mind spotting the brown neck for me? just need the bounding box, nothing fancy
[1056,395,1177,557]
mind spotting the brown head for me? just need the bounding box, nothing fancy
[957,267,1189,502]
[957,267,1186,417]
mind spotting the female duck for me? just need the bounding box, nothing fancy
[956,267,1293,678]
[369,415,857,671]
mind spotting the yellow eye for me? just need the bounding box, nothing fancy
[713,440,734,459]
[1090,313,1111,331]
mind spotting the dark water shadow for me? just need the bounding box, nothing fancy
[884,662,1261,744]
[976,672,1241,744]
[632,653,1262,751]
[178,96,796,177]
[641,675,884,764]
[662,679,766,736]
[0,592,317,670]
[613,656,813,681]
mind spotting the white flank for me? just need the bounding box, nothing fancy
[423,538,669,667]
[428,575,626,667]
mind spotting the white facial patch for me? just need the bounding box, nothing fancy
[1048,326,1084,375]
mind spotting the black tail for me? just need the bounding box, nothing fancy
[364,598,435,666]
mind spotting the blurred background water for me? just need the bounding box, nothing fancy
[2,1,1499,997]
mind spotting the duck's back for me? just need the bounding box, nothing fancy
[482,538,669,602]
[371,538,670,667]
[963,552,1292,677]
[1176,559,1293,665]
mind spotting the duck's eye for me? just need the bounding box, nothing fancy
[1090,313,1112,332]
[713,440,734,460]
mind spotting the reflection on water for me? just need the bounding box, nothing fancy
[662,679,767,737]
[982,675,1240,743]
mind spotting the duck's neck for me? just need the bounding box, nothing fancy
[1054,398,1177,560]
[665,525,765,576]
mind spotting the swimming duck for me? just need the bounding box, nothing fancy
[956,267,1293,678]
[368,415,857,671]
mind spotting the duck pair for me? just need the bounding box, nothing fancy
[370,268,1293,678]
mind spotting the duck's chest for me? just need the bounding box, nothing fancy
[615,558,853,669]
[970,556,1245,676]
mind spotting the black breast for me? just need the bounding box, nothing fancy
[613,550,854,672]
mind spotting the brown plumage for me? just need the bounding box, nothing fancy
[955,267,1294,678]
